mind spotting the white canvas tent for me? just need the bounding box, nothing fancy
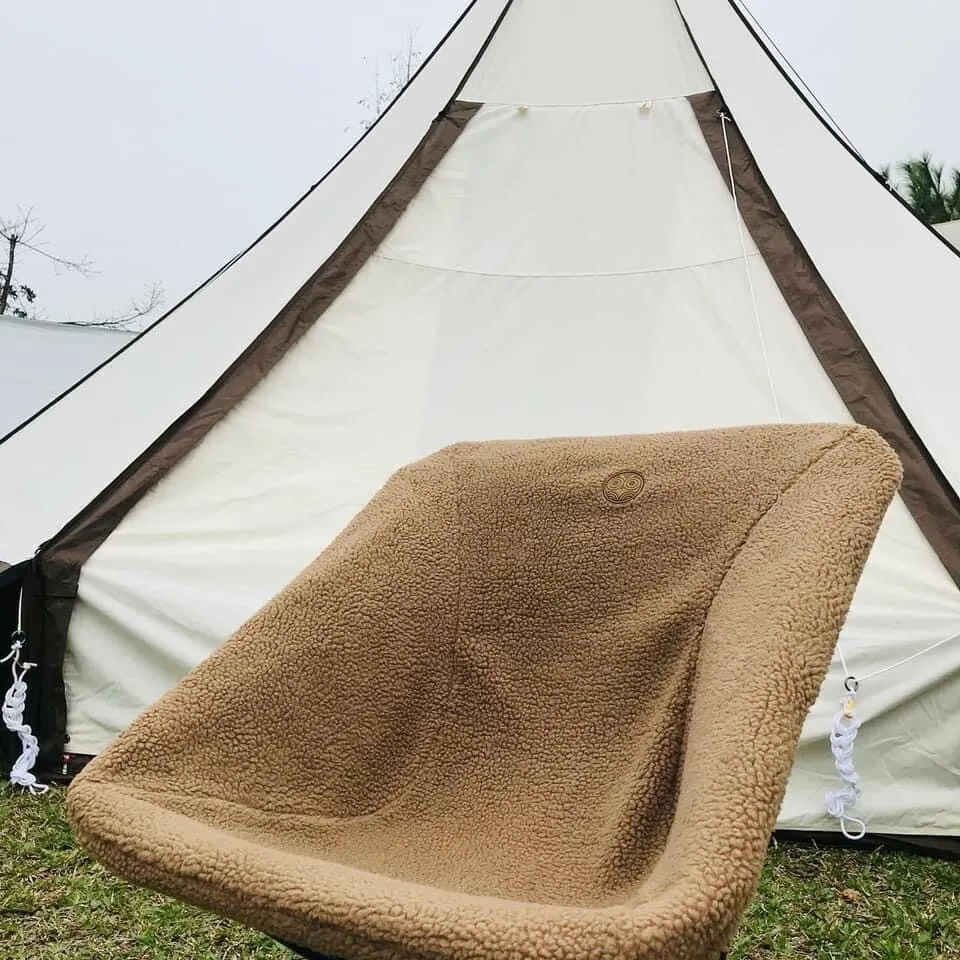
[0,316,134,440]
[934,219,960,250]
[1,0,958,854]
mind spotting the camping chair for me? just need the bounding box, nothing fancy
[68,424,900,960]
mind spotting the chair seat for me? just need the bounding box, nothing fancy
[68,425,901,960]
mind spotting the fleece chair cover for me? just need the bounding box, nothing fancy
[68,424,901,960]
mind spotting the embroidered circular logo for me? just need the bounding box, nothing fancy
[603,470,645,505]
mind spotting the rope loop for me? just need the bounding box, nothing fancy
[2,613,48,795]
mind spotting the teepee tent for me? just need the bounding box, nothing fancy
[2,0,958,854]
[0,317,134,440]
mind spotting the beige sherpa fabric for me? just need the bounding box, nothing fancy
[69,424,901,960]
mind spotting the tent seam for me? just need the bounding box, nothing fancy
[370,251,763,280]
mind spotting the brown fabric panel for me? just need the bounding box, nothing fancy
[689,90,960,589]
[30,100,481,768]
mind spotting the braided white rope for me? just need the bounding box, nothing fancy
[828,628,959,838]
[824,681,865,840]
[2,585,48,795]
[2,637,48,794]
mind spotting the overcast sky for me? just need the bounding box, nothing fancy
[2,0,958,325]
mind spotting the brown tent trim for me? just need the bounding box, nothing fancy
[25,101,481,771]
[689,90,960,591]
[775,829,960,862]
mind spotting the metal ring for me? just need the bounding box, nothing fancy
[9,629,26,644]
[844,676,859,694]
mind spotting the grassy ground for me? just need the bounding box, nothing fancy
[1,785,957,959]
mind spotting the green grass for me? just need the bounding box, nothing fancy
[1,784,957,959]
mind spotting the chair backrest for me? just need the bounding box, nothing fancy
[81,424,900,850]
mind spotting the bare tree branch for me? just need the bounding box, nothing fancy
[75,282,166,329]
[1,208,114,320]
[2,208,166,326]
[16,237,96,276]
[0,234,17,316]
[0,209,96,317]
[1,208,95,275]
[0,208,34,243]
[349,33,423,134]
[0,206,34,241]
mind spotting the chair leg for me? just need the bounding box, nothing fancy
[274,938,341,959]
[275,939,729,959]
